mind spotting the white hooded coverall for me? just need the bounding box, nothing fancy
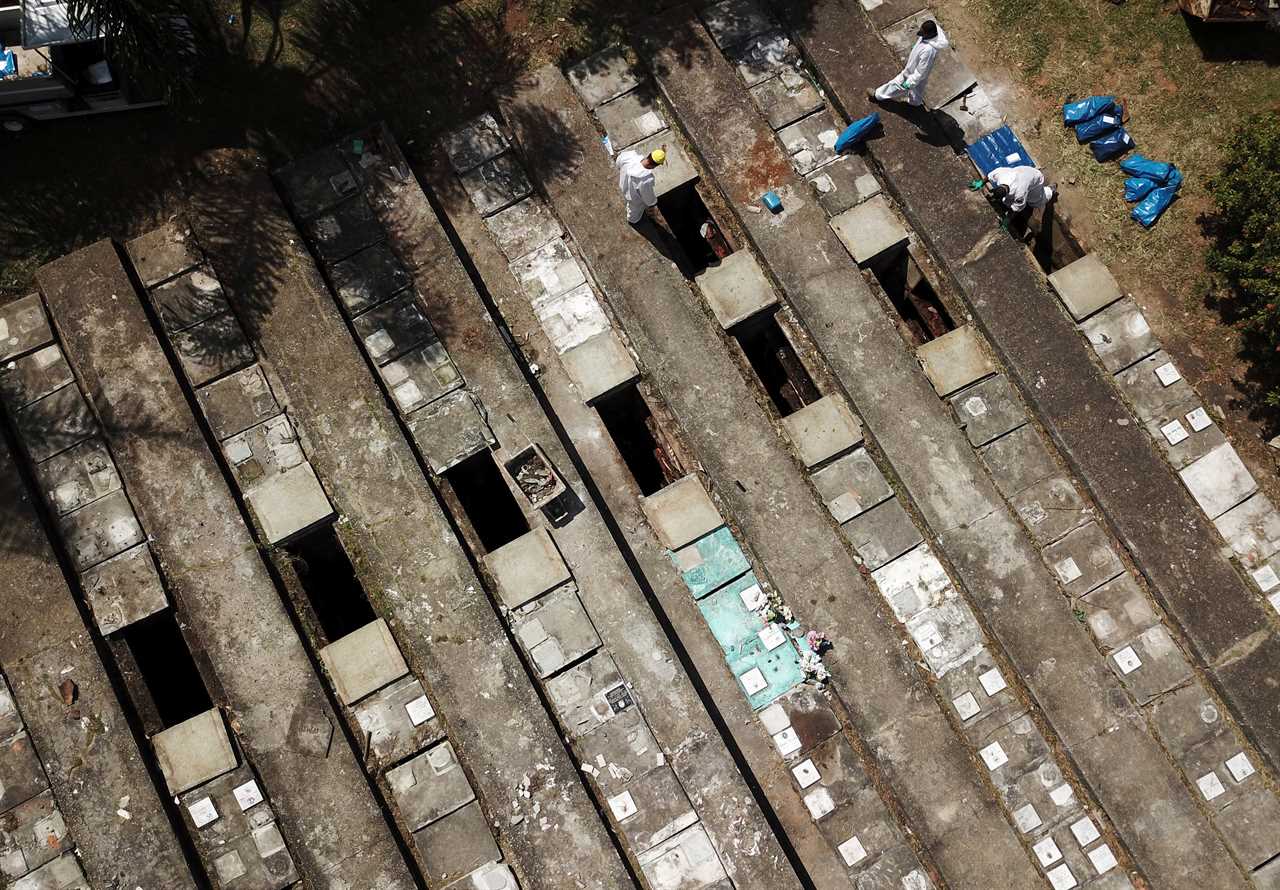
[874,29,949,106]
[616,150,657,224]
[986,166,1054,212]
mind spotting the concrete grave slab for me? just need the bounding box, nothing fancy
[177,764,298,890]
[13,383,96,463]
[442,113,509,174]
[513,585,602,677]
[915,326,994,397]
[871,543,952,625]
[459,153,533,217]
[1000,759,1083,837]
[80,543,168,635]
[9,852,89,890]
[1077,297,1159,374]
[377,339,463,414]
[1258,857,1280,890]
[1010,476,1091,546]
[483,527,572,609]
[851,844,925,890]
[352,675,441,767]
[274,148,361,220]
[905,598,984,677]
[1042,522,1123,596]
[1183,731,1256,812]
[760,685,842,756]
[406,390,494,472]
[532,282,612,354]
[0,791,70,878]
[386,741,476,831]
[950,375,1024,447]
[632,131,698,197]
[778,110,842,176]
[510,239,588,304]
[1215,787,1280,869]
[841,497,922,570]
[641,475,722,550]
[1080,574,1156,653]
[1107,626,1191,705]
[170,313,255,388]
[545,651,634,738]
[597,85,668,149]
[938,86,1005,145]
[807,154,880,218]
[976,714,1051,791]
[0,731,47,814]
[670,526,751,599]
[861,0,927,30]
[576,708,660,795]
[567,47,642,109]
[695,250,778,329]
[935,650,1023,742]
[560,331,639,403]
[1114,350,1195,427]
[881,13,977,108]
[812,782,903,869]
[0,295,52,364]
[326,243,412,317]
[637,823,729,890]
[728,632,805,709]
[978,424,1057,498]
[1148,682,1228,761]
[410,801,500,887]
[244,463,332,543]
[751,67,824,130]
[830,195,908,266]
[780,395,863,468]
[0,345,72,411]
[795,731,869,808]
[222,414,306,491]
[698,574,769,655]
[152,709,237,795]
[702,0,773,48]
[150,269,228,334]
[1179,442,1256,519]
[56,489,143,571]
[306,195,384,265]
[608,764,697,853]
[482,199,564,262]
[811,447,892,522]
[1215,493,1280,568]
[32,438,120,516]
[1048,254,1123,322]
[196,365,281,442]
[1142,396,1228,471]
[126,221,202,288]
[729,31,800,87]
[318,618,409,706]
[352,291,437,366]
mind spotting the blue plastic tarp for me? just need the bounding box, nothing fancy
[1120,154,1175,185]
[1074,107,1122,143]
[1090,127,1134,161]
[1132,185,1177,228]
[834,113,880,154]
[966,125,1036,178]
[0,49,15,79]
[1124,177,1157,202]
[1063,95,1116,125]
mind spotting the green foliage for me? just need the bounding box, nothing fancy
[63,0,213,100]
[1206,113,1280,403]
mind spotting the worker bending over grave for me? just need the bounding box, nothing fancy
[983,165,1055,235]
[869,20,948,107]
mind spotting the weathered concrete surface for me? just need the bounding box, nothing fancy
[185,150,632,890]
[641,9,1250,888]
[503,63,1038,890]
[35,241,415,890]
[0,437,197,890]
[419,152,804,890]
[780,0,1280,783]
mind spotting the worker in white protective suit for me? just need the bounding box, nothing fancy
[986,166,1055,213]
[869,20,948,107]
[615,146,666,224]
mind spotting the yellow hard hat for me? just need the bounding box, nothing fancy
[650,149,667,165]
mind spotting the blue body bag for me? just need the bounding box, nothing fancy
[1063,96,1116,126]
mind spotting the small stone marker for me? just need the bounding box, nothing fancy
[1050,784,1075,807]
[1161,419,1189,446]
[1034,836,1062,867]
[792,759,820,788]
[978,667,1007,696]
[608,790,638,821]
[1069,816,1099,847]
[1046,863,1078,890]
[979,741,1007,770]
[1197,771,1226,801]
[232,780,263,812]
[804,787,835,819]
[1012,803,1041,833]
[1226,752,1255,783]
[953,692,980,721]
[1270,591,1280,613]
[758,624,787,651]
[188,797,218,828]
[1186,407,1212,431]
[1154,361,1182,387]
[1251,565,1278,591]
[773,727,801,756]
[1088,843,1117,875]
[405,695,435,727]
[838,835,867,866]
[739,667,768,695]
[1112,646,1142,675]
[739,582,767,611]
